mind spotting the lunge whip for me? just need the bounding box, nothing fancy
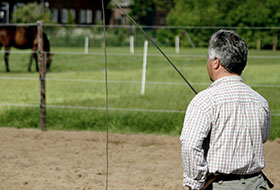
[101,1,198,189]
[111,0,198,95]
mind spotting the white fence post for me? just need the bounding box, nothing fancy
[84,36,89,54]
[130,35,134,54]
[175,36,180,53]
[141,40,148,95]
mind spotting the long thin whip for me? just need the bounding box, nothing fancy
[112,0,197,95]
[101,0,109,190]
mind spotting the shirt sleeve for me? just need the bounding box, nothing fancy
[262,106,271,143]
[180,102,212,190]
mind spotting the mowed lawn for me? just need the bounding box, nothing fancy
[0,46,279,139]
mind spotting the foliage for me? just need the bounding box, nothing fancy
[167,0,280,49]
[168,0,280,27]
[156,28,179,46]
[114,28,127,46]
[130,0,155,24]
[128,0,279,49]
[12,2,53,23]
[129,0,175,25]
[67,11,76,24]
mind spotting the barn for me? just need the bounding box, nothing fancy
[0,0,111,24]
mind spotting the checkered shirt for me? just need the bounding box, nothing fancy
[180,76,271,190]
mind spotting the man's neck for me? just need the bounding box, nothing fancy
[212,72,240,82]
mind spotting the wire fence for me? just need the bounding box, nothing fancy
[1,76,280,88]
[1,103,280,116]
[2,50,280,59]
[0,23,280,133]
[1,23,279,49]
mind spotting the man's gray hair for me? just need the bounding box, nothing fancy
[208,30,248,75]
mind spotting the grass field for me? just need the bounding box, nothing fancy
[0,46,279,139]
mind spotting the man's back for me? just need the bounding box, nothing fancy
[193,76,270,175]
[180,76,271,189]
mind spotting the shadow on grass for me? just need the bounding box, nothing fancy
[0,107,184,136]
[1,107,278,140]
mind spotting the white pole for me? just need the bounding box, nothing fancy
[141,40,148,95]
[175,36,180,53]
[85,36,89,54]
[130,35,134,54]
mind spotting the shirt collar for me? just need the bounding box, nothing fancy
[209,76,243,88]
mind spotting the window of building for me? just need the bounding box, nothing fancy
[51,9,58,23]
[120,14,126,24]
[79,9,86,23]
[70,9,76,20]
[95,10,102,23]
[61,9,68,23]
[86,9,92,24]
[13,3,24,11]
[1,2,9,23]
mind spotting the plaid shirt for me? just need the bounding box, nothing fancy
[180,76,271,190]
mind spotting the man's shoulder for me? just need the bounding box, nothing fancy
[190,88,214,107]
[186,88,215,118]
[247,85,269,107]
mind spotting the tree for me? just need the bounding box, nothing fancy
[12,2,53,23]
[265,0,280,50]
[129,0,156,25]
[129,0,174,25]
[167,0,280,49]
[167,0,243,26]
[265,0,280,26]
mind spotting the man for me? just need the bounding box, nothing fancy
[180,30,271,190]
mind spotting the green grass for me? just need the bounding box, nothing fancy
[0,46,279,140]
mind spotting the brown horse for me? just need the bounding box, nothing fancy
[0,25,52,72]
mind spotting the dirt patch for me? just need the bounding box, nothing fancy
[0,127,279,190]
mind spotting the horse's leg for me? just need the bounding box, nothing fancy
[34,53,38,72]
[4,47,10,72]
[28,52,38,72]
[28,53,33,72]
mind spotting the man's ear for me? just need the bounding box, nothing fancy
[213,58,221,70]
